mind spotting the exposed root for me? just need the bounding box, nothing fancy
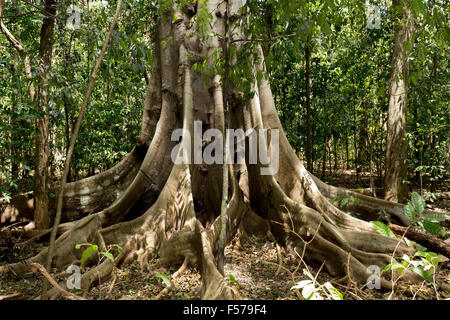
[243,68,422,289]
[199,228,239,300]
[155,256,189,299]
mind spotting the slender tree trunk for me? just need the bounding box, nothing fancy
[353,105,359,184]
[63,35,73,182]
[384,0,414,203]
[34,0,57,229]
[429,54,437,192]
[305,35,312,173]
[328,139,332,176]
[10,53,20,190]
[333,134,338,171]
[321,141,326,178]
[345,130,349,170]
[217,0,231,276]
[413,102,420,182]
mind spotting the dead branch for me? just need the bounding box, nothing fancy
[30,263,85,300]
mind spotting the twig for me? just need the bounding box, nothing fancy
[387,226,411,300]
[230,32,298,44]
[30,263,84,300]
[0,293,23,300]
[412,280,426,300]
[345,252,359,299]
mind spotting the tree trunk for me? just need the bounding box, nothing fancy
[1,0,427,299]
[384,0,414,203]
[305,35,313,173]
[429,54,437,192]
[345,130,349,170]
[33,0,57,229]
[333,134,338,171]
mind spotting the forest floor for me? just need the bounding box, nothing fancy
[1,171,449,300]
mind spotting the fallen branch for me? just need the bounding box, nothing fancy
[0,293,23,300]
[388,223,450,258]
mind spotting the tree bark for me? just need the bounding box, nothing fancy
[305,34,313,173]
[33,0,57,230]
[384,0,415,203]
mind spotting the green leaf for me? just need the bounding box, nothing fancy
[382,263,405,274]
[422,213,450,223]
[108,244,124,253]
[340,197,349,208]
[411,192,425,215]
[404,238,414,247]
[417,251,441,269]
[99,251,114,262]
[324,282,343,300]
[80,245,98,268]
[75,243,93,250]
[415,243,427,252]
[371,221,396,238]
[403,204,416,222]
[155,272,171,287]
[410,267,434,284]
[419,220,445,237]
[228,274,241,288]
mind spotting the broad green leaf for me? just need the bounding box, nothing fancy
[411,192,425,215]
[415,251,441,267]
[155,272,171,287]
[422,213,450,223]
[99,251,114,262]
[371,221,395,238]
[419,220,445,237]
[403,204,416,222]
[404,238,414,247]
[80,245,98,268]
[228,274,241,288]
[382,263,405,274]
[415,243,427,251]
[410,267,434,284]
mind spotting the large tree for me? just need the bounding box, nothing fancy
[1,0,427,299]
[384,0,415,203]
